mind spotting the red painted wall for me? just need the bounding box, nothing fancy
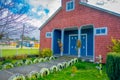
[40,0,120,63]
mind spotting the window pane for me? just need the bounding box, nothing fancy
[66,0,74,11]
[70,1,74,9]
[101,28,106,34]
[68,3,71,10]
[96,29,100,34]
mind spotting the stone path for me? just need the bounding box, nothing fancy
[0,56,75,80]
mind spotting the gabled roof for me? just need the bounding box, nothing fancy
[39,2,120,30]
[80,2,120,17]
[39,7,62,30]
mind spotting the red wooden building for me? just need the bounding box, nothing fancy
[39,0,120,63]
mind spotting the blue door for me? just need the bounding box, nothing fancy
[69,35,78,55]
[81,34,87,56]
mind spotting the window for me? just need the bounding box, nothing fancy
[95,27,108,35]
[46,32,52,38]
[66,0,75,11]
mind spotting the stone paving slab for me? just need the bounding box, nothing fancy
[0,70,13,80]
[7,65,41,76]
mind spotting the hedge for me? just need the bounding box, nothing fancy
[106,52,120,80]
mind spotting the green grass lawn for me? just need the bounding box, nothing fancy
[0,49,39,57]
[39,61,109,80]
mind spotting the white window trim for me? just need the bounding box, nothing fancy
[46,32,52,38]
[95,27,108,36]
[66,0,75,12]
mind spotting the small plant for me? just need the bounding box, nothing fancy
[40,68,50,77]
[57,39,63,52]
[39,48,53,58]
[108,37,120,53]
[71,66,78,74]
[3,63,14,69]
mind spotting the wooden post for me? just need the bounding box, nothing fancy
[96,55,103,75]
[21,24,25,48]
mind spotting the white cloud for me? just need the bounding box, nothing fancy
[27,0,61,27]
[31,8,37,13]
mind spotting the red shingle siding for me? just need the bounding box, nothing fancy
[40,0,120,63]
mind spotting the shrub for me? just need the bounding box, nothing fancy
[108,38,120,53]
[39,48,53,58]
[0,57,5,61]
[13,54,27,60]
[2,59,12,65]
[106,52,120,80]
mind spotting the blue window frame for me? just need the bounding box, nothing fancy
[66,0,75,11]
[95,27,108,35]
[46,32,52,38]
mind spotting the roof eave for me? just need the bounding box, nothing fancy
[79,2,120,17]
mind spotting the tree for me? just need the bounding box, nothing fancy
[0,0,30,39]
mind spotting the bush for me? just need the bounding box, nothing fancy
[0,57,5,61]
[13,54,27,60]
[108,38,120,53]
[39,48,53,58]
[106,52,120,80]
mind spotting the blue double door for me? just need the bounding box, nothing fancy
[81,34,87,56]
[69,35,78,55]
[69,34,92,56]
